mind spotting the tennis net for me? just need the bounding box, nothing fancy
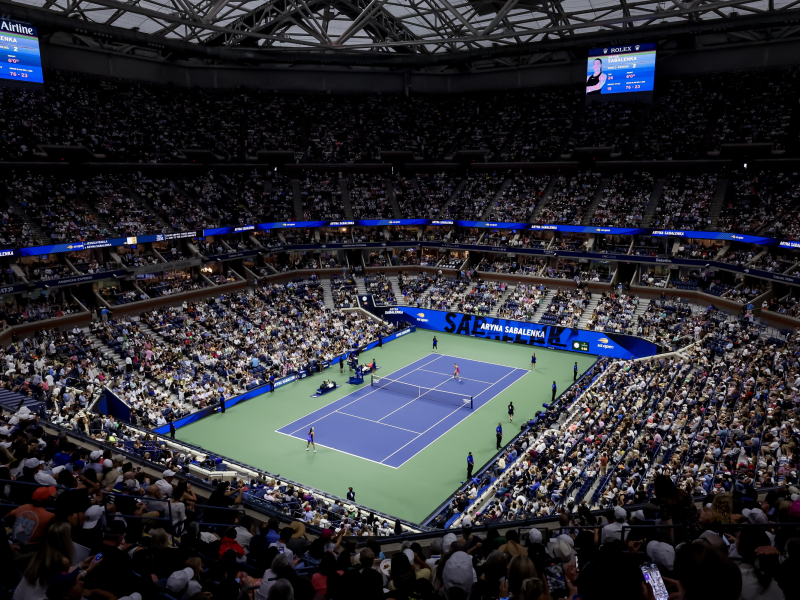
[371,375,473,410]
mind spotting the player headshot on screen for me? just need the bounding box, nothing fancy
[586,58,607,95]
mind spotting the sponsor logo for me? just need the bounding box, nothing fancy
[596,337,615,350]
[234,225,255,232]
[363,296,369,302]
[274,374,296,388]
[0,250,14,257]
[394,329,411,338]
[656,258,673,263]
[603,48,608,54]
[635,44,640,50]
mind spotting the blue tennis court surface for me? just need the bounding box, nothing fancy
[276,354,528,468]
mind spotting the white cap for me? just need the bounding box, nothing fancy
[529,528,543,544]
[103,459,113,469]
[166,567,194,593]
[83,505,105,529]
[614,506,627,520]
[163,470,176,477]
[647,540,675,572]
[742,508,768,524]
[24,458,44,469]
[442,532,458,553]
[90,451,103,461]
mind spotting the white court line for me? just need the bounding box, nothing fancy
[379,403,468,465]
[416,368,495,386]
[376,358,466,424]
[336,411,423,434]
[274,430,397,469]
[434,352,523,372]
[388,367,530,468]
[286,354,444,435]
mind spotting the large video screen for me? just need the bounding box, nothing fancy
[586,43,656,96]
[0,20,44,85]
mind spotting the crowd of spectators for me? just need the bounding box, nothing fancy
[487,174,550,222]
[536,172,600,225]
[710,67,798,152]
[566,102,643,154]
[590,171,654,227]
[348,175,392,219]
[634,76,719,160]
[537,287,589,327]
[393,174,457,219]
[444,173,507,220]
[720,170,800,238]
[299,174,344,221]
[497,283,548,322]
[653,173,717,229]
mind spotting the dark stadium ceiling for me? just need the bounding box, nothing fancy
[4,0,800,69]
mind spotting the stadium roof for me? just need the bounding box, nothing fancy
[4,0,800,69]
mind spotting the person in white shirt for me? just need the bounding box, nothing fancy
[155,470,175,498]
[258,553,291,598]
[600,506,629,545]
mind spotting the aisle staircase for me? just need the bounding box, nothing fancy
[708,179,729,228]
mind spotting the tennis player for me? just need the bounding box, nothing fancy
[433,336,438,351]
[453,363,461,382]
[531,353,536,370]
[306,427,316,453]
[508,401,515,422]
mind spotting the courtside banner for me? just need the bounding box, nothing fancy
[381,307,657,359]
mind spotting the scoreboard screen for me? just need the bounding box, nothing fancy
[586,43,656,96]
[0,20,44,85]
[572,341,590,352]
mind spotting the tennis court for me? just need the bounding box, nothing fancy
[276,354,529,468]
[174,331,595,522]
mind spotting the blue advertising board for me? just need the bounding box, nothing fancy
[380,307,657,359]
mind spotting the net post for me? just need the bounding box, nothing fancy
[470,396,474,410]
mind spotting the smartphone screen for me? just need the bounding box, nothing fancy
[641,564,669,600]
[544,560,566,596]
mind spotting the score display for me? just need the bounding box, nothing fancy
[586,43,656,96]
[0,20,44,85]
